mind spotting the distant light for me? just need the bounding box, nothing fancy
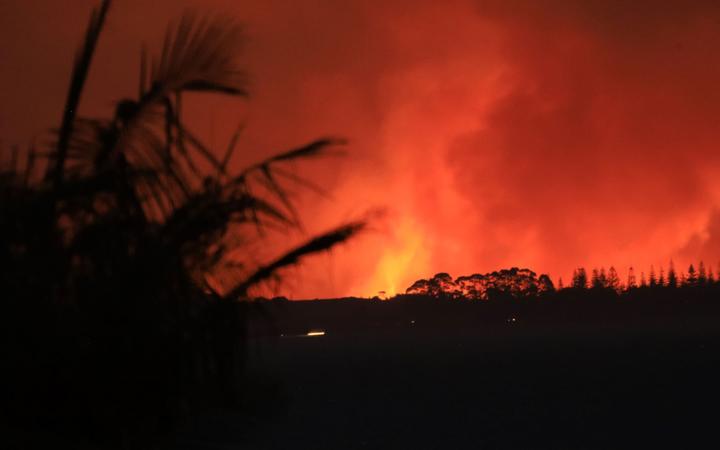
[306,331,325,337]
[410,320,416,324]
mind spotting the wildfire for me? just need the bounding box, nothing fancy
[359,218,430,298]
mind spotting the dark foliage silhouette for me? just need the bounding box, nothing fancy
[406,268,554,300]
[1,1,364,447]
[403,261,720,302]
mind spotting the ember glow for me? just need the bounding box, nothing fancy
[4,1,720,298]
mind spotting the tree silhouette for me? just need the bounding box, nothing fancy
[407,269,553,300]
[2,2,365,446]
[698,261,707,285]
[572,268,588,289]
[649,265,657,288]
[538,274,556,294]
[667,260,678,288]
[627,266,637,289]
[687,264,697,286]
[607,266,620,292]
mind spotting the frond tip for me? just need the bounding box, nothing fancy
[226,220,367,299]
[151,13,248,97]
[50,0,112,187]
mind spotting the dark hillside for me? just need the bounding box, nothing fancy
[192,292,720,449]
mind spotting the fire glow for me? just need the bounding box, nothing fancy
[4,1,720,299]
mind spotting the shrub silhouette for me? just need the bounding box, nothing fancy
[1,1,363,447]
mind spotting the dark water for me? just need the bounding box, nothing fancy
[178,326,720,449]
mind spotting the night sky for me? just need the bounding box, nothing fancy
[3,0,720,298]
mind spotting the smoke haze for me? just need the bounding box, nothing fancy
[3,0,720,297]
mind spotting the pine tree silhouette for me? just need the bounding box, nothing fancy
[627,266,637,289]
[667,260,678,288]
[607,266,620,292]
[591,268,601,288]
[599,267,608,288]
[572,268,588,289]
[698,261,707,285]
[649,265,657,288]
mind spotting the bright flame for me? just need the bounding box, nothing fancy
[360,218,430,297]
[306,331,325,337]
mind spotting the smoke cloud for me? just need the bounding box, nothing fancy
[3,0,720,297]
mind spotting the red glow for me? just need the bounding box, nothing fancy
[4,1,720,298]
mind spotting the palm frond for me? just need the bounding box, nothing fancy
[256,166,301,227]
[139,44,148,98]
[49,0,112,187]
[272,165,331,198]
[225,220,366,298]
[159,189,294,253]
[220,122,245,174]
[4,5,367,445]
[24,145,36,186]
[238,138,346,179]
[152,13,247,96]
[173,120,225,172]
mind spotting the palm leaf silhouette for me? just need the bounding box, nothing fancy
[3,4,365,447]
[50,0,111,188]
[227,220,366,298]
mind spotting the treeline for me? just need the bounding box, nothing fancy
[402,262,720,302]
[404,268,554,301]
[564,261,715,292]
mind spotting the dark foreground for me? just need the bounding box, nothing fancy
[177,299,720,449]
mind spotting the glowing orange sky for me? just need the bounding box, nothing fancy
[3,0,720,298]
